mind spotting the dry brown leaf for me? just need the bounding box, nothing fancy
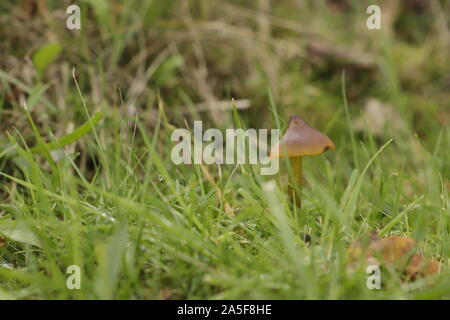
[406,255,442,281]
[367,236,417,268]
[347,233,441,281]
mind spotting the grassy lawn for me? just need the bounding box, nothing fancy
[0,0,449,299]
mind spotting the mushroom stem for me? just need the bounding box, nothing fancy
[289,156,303,208]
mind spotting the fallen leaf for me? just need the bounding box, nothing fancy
[159,287,172,300]
[347,233,441,281]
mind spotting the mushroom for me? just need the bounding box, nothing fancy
[270,115,335,208]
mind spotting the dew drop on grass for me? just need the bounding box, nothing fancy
[158,175,164,181]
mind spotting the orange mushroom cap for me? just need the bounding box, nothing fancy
[270,115,335,159]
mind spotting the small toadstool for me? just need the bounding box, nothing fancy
[270,115,335,208]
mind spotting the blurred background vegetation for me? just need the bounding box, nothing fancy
[1,0,449,133]
[1,0,449,202]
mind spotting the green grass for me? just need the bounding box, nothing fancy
[0,0,449,299]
